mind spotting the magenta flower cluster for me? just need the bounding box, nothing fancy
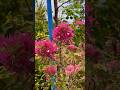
[43,65,57,75]
[35,22,80,77]
[0,33,34,74]
[35,40,58,58]
[53,22,74,43]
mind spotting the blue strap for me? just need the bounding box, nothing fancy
[47,0,56,90]
[51,76,56,90]
[47,0,53,41]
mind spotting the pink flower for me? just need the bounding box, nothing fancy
[75,20,85,25]
[35,40,58,58]
[67,44,77,52]
[53,22,74,43]
[65,64,81,76]
[43,65,57,75]
[65,64,75,76]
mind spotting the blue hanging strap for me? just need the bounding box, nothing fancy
[47,0,53,41]
[47,0,56,90]
[51,75,56,90]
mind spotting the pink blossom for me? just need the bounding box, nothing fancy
[35,40,58,58]
[67,44,77,52]
[43,65,57,75]
[53,22,74,43]
[65,64,75,76]
[65,64,81,76]
[0,32,34,75]
[75,20,85,25]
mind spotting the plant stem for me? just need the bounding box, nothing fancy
[60,43,62,62]
[59,42,63,70]
[73,53,75,64]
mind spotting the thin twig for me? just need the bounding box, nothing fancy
[57,1,70,9]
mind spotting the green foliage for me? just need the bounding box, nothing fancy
[0,0,33,36]
[35,57,47,90]
[60,0,84,20]
[35,1,48,40]
[0,0,33,89]
[0,67,33,90]
[74,26,85,46]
